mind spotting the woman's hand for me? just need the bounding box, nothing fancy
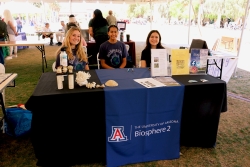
[15,32,18,36]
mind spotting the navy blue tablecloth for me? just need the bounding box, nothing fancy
[96,68,185,167]
[15,32,29,49]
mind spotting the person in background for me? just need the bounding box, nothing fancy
[98,25,127,69]
[88,9,109,64]
[55,26,89,71]
[64,14,81,35]
[42,23,54,46]
[106,10,117,26]
[140,30,165,68]
[55,21,66,46]
[3,9,18,60]
[0,16,8,64]
[16,17,22,33]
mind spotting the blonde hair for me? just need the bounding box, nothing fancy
[3,9,14,24]
[56,27,88,63]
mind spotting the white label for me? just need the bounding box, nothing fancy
[60,52,68,66]
[57,75,63,89]
[68,75,74,89]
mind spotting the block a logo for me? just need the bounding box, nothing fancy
[108,126,128,142]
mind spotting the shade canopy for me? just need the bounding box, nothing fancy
[0,0,164,3]
[2,3,43,14]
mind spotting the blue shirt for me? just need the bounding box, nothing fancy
[98,41,128,68]
[56,49,88,71]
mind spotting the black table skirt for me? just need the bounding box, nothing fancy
[172,74,227,147]
[26,71,106,166]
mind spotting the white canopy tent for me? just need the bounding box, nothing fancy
[1,0,250,74]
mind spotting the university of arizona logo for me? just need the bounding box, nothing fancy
[108,126,128,142]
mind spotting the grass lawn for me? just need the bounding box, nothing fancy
[0,45,250,167]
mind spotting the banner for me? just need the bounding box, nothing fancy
[96,69,185,167]
[207,57,238,83]
[15,32,29,49]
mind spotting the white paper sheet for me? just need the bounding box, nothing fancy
[154,77,180,86]
[134,78,166,88]
[150,49,170,77]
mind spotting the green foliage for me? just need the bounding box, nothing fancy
[204,13,217,20]
[128,0,247,23]
[33,2,42,8]
[158,3,169,18]
[49,2,61,12]
[127,3,151,18]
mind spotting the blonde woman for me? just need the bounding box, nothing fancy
[3,9,18,60]
[55,26,89,71]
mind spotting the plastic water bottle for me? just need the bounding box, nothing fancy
[120,31,124,42]
[60,47,68,66]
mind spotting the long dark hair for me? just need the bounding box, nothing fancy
[144,30,164,50]
[92,9,108,28]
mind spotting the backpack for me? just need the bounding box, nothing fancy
[4,107,32,137]
[0,20,8,39]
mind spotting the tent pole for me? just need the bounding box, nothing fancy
[191,4,202,38]
[42,1,46,23]
[70,0,72,14]
[188,0,192,45]
[233,0,250,77]
[150,0,152,30]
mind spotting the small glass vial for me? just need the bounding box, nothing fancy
[57,74,63,90]
[68,73,74,89]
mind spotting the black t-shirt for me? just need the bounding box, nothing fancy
[141,47,165,67]
[140,48,151,67]
[0,20,8,38]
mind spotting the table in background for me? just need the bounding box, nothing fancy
[35,32,56,41]
[165,44,238,81]
[25,69,227,166]
[0,73,18,133]
[15,32,29,50]
[86,41,136,67]
[206,53,238,80]
[220,36,240,52]
[0,41,47,73]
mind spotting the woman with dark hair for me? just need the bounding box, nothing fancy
[98,25,127,69]
[88,9,109,64]
[140,30,165,68]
